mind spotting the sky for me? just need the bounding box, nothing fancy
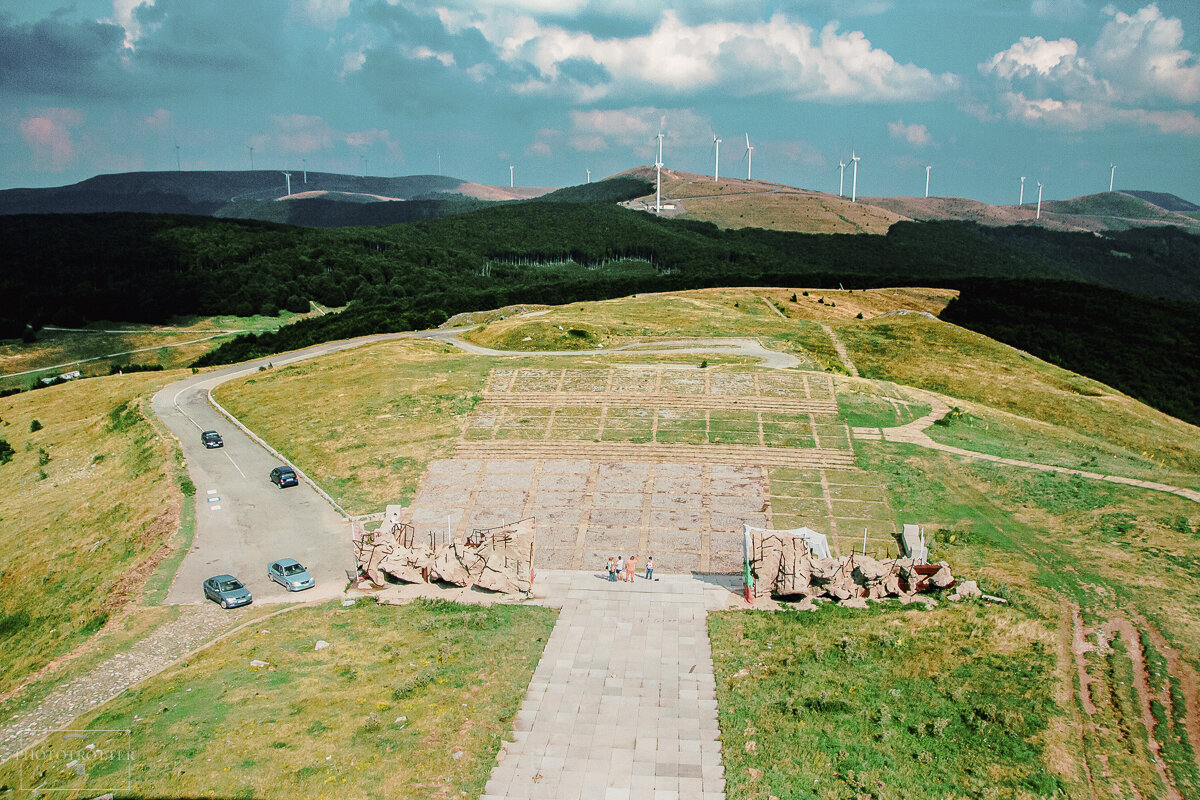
[1,0,1198,204]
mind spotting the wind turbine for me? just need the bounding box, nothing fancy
[1019,176,1026,206]
[586,168,591,184]
[655,130,664,213]
[713,135,721,182]
[838,161,846,197]
[925,165,932,198]
[301,158,307,184]
[175,142,181,172]
[509,165,514,188]
[1036,181,1043,220]
[1109,163,1116,192]
[436,150,441,176]
[282,172,292,196]
[248,145,254,170]
[850,151,860,203]
[744,133,754,180]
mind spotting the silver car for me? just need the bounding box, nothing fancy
[267,558,315,592]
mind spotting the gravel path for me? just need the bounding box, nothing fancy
[818,323,859,377]
[0,606,250,762]
[860,391,1200,505]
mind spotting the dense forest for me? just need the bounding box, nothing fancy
[1,196,1198,424]
[943,280,1200,426]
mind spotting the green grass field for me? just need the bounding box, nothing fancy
[1,599,556,800]
[0,372,183,699]
[710,604,1064,800]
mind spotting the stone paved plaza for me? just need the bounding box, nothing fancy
[482,570,733,800]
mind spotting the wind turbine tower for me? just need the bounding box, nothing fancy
[1019,176,1026,206]
[509,165,514,188]
[925,165,932,198]
[301,158,307,184]
[1036,181,1043,220]
[248,146,254,170]
[745,134,754,180]
[713,135,721,182]
[850,152,860,203]
[586,168,591,184]
[838,161,846,197]
[1109,163,1116,192]
[282,172,292,196]
[655,131,664,214]
[175,143,181,172]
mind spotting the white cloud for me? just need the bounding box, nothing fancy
[887,119,932,146]
[105,0,161,50]
[293,0,351,29]
[1092,4,1200,104]
[980,4,1200,135]
[440,10,957,103]
[567,107,712,157]
[19,108,84,172]
[1030,0,1087,21]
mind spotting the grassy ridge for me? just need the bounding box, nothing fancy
[0,373,181,697]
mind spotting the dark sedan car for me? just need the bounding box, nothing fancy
[269,465,299,488]
[203,574,252,608]
[201,430,224,448]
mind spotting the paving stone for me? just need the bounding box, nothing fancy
[485,572,726,799]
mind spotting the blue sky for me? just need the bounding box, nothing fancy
[1,0,1197,204]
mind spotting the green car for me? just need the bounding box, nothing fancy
[203,574,252,608]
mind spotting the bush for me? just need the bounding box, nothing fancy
[0,438,13,465]
[29,419,42,433]
[855,312,863,319]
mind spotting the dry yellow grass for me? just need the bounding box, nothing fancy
[619,167,907,233]
[0,371,183,697]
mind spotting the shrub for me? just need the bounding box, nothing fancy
[0,438,13,465]
[567,328,590,338]
[855,312,864,319]
[790,293,798,302]
[37,447,50,466]
[29,419,42,433]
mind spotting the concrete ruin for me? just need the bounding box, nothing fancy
[742,524,955,604]
[354,506,535,595]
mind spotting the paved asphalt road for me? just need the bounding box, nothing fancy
[150,328,797,608]
[150,330,447,606]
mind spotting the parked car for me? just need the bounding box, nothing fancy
[201,430,224,448]
[269,465,299,488]
[267,558,315,592]
[203,574,252,608]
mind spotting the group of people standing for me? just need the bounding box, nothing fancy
[607,554,654,582]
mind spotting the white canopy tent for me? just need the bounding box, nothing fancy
[741,523,832,562]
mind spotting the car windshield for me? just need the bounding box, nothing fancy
[282,564,305,576]
[218,580,243,592]
[204,432,218,439]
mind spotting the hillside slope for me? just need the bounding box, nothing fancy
[619,166,906,234]
[867,191,1200,233]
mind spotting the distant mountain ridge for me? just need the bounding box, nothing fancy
[1120,190,1200,213]
[1,169,1197,234]
[0,171,553,219]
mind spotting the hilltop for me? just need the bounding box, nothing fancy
[619,165,906,234]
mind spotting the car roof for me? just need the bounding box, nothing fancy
[275,465,295,472]
[203,430,218,435]
[208,573,236,582]
[272,558,300,568]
